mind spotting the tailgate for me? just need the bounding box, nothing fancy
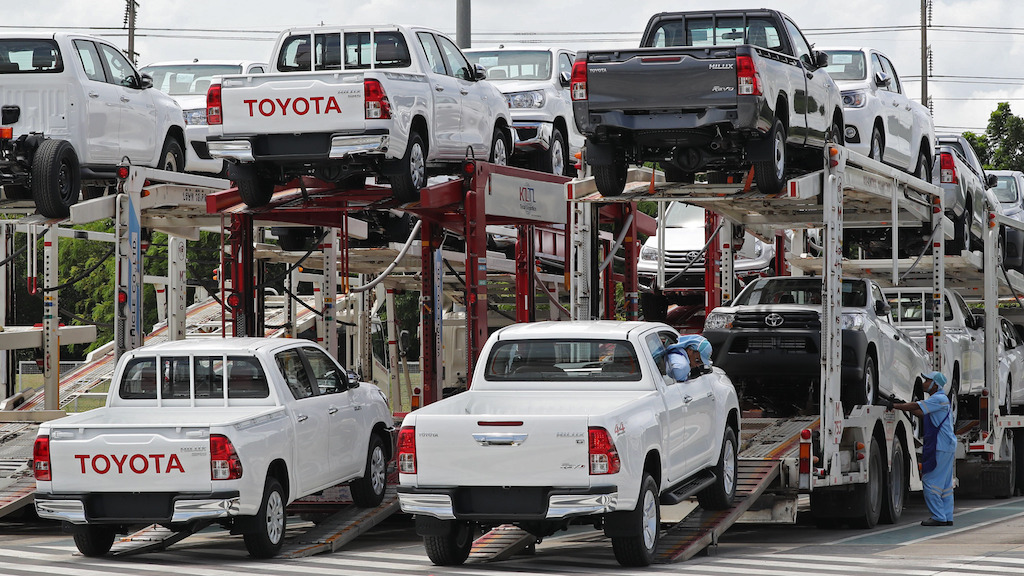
[415,415,591,487]
[1,81,70,137]
[587,48,738,112]
[47,426,212,493]
[219,72,365,135]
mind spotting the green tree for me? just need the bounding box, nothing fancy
[962,131,991,169]
[973,102,1024,171]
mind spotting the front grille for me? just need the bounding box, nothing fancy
[732,336,816,353]
[734,311,821,329]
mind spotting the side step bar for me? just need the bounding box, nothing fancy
[660,470,717,505]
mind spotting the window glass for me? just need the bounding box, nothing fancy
[783,19,810,62]
[464,50,551,81]
[249,66,265,74]
[824,50,866,81]
[278,35,312,71]
[301,347,345,394]
[119,358,158,399]
[159,357,192,399]
[417,32,447,75]
[559,52,574,80]
[436,34,472,80]
[485,339,642,381]
[994,175,1021,203]
[649,20,683,47]
[276,349,314,399]
[682,17,781,50]
[73,40,105,81]
[193,356,225,399]
[0,39,63,74]
[139,64,241,95]
[97,42,136,87]
[733,278,865,306]
[227,356,269,398]
[342,31,412,69]
[879,55,902,94]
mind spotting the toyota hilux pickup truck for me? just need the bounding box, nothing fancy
[397,321,740,567]
[32,338,393,559]
[205,25,513,206]
[571,9,843,197]
[0,33,186,217]
[935,133,999,254]
[703,276,929,415]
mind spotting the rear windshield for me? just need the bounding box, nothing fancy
[0,39,63,74]
[648,16,782,50]
[119,355,270,400]
[824,50,867,81]
[278,31,411,72]
[140,64,242,95]
[484,339,642,381]
[733,278,867,307]
[465,50,551,80]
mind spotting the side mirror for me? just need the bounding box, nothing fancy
[559,71,571,88]
[874,71,891,88]
[815,51,829,69]
[973,313,985,329]
[474,63,487,81]
[874,300,891,316]
[399,329,411,359]
[140,72,154,89]
[987,173,998,188]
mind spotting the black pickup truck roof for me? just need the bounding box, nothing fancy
[640,9,797,50]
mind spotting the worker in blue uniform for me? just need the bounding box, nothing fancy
[665,334,712,381]
[885,371,956,526]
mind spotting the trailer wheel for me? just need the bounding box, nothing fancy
[594,160,628,197]
[231,163,275,208]
[387,131,426,203]
[73,525,116,557]
[31,138,80,218]
[880,436,906,524]
[350,434,388,508]
[996,429,1016,499]
[697,427,737,510]
[243,476,286,558]
[423,520,473,566]
[611,474,660,567]
[851,437,883,528]
[754,119,786,195]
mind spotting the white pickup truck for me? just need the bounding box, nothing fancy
[0,33,186,217]
[397,321,740,567]
[32,338,393,558]
[205,25,514,206]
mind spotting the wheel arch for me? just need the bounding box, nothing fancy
[774,93,790,131]
[643,450,661,490]
[410,114,429,155]
[166,126,186,153]
[872,117,885,148]
[372,422,394,461]
[266,458,290,502]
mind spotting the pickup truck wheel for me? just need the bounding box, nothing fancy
[594,161,627,197]
[159,137,184,172]
[868,127,883,161]
[950,200,971,254]
[842,356,876,413]
[350,434,388,507]
[754,119,786,195]
[231,163,276,208]
[489,127,510,166]
[851,437,883,528]
[387,131,426,203]
[3,184,31,200]
[697,427,738,510]
[243,476,286,558]
[913,148,931,183]
[611,473,659,567]
[73,526,116,557]
[880,437,906,524]
[533,127,567,175]
[31,138,80,218]
[423,520,473,566]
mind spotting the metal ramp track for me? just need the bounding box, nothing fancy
[280,488,399,558]
[468,524,536,562]
[0,462,35,518]
[654,459,781,563]
[110,520,213,556]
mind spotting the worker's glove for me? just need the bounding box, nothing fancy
[882,398,894,411]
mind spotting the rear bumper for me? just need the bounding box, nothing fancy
[35,491,241,525]
[207,131,390,163]
[397,485,618,521]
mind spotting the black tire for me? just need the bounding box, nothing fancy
[243,476,287,558]
[830,114,845,146]
[350,434,388,508]
[231,163,275,208]
[997,430,1016,499]
[707,170,729,185]
[697,427,738,510]
[3,184,32,200]
[755,119,786,195]
[489,127,510,166]
[1001,378,1013,417]
[869,126,883,161]
[73,525,116,557]
[533,127,568,176]
[662,164,694,184]
[31,138,80,218]
[950,200,971,255]
[594,160,628,197]
[913,147,931,184]
[851,438,884,529]
[159,137,185,172]
[82,185,107,200]
[842,356,876,413]
[880,437,907,524]
[611,474,659,567]
[387,131,426,203]
[1014,430,1024,496]
[423,521,473,566]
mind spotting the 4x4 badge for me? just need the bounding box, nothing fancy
[765,313,784,327]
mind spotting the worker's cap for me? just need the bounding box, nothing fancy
[677,334,713,367]
[920,371,948,389]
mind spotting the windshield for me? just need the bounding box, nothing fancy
[464,50,551,80]
[484,339,641,381]
[140,64,242,95]
[994,175,1021,204]
[662,202,705,228]
[733,278,867,307]
[824,50,866,81]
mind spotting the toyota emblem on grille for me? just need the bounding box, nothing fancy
[765,313,784,327]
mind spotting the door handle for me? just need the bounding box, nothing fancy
[683,395,693,404]
[434,85,445,92]
[88,92,100,99]
[460,89,469,95]
[473,433,527,446]
[296,414,308,422]
[354,405,362,410]
[120,96,131,103]
[706,391,715,399]
[328,407,338,414]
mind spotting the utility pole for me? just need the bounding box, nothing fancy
[456,0,471,49]
[125,0,139,64]
[921,0,929,112]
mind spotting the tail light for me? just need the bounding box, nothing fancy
[397,426,416,474]
[210,434,243,480]
[926,333,934,352]
[588,427,621,475]
[570,59,588,101]
[737,55,761,96]
[207,84,222,126]
[0,126,12,140]
[33,436,51,481]
[939,152,957,184]
[365,79,392,119]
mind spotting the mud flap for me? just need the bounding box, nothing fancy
[585,141,616,166]
[603,507,641,537]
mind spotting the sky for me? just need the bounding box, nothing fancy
[5,0,1024,135]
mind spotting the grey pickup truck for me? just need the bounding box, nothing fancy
[571,9,844,196]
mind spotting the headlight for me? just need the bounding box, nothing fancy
[841,313,866,330]
[506,90,545,109]
[705,312,734,330]
[183,108,208,126]
[640,245,660,261]
[841,90,866,108]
